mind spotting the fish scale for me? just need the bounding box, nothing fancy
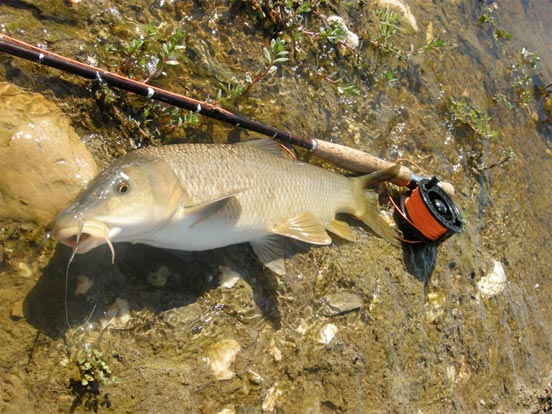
[144,143,362,226]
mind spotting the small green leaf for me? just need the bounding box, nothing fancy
[263,47,272,64]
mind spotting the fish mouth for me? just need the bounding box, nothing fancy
[54,220,110,254]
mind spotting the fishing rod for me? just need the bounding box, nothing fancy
[0,34,462,243]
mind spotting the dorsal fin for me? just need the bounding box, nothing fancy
[238,139,289,158]
[269,212,332,245]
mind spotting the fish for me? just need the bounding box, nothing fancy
[54,139,400,275]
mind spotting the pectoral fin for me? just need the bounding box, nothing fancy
[250,235,286,275]
[184,191,241,227]
[270,212,332,245]
[326,219,356,242]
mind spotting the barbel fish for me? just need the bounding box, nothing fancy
[54,139,399,274]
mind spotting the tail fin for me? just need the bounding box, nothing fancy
[352,165,402,188]
[352,166,401,246]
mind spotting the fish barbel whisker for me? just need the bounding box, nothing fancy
[76,218,84,245]
[104,236,116,264]
[64,247,78,329]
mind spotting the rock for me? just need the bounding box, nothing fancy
[319,292,363,316]
[377,0,418,32]
[245,369,264,387]
[218,265,242,288]
[100,297,131,329]
[74,275,93,296]
[205,339,241,381]
[269,339,282,362]
[262,383,283,413]
[16,261,33,278]
[147,265,170,287]
[0,82,97,226]
[477,260,507,297]
[10,299,25,320]
[318,323,339,345]
[327,16,359,49]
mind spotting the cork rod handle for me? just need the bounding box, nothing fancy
[313,139,455,197]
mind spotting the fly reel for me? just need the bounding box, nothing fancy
[399,177,463,243]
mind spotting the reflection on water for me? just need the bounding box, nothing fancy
[1,0,552,413]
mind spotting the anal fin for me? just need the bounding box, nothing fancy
[326,219,356,242]
[250,235,286,275]
[270,212,332,245]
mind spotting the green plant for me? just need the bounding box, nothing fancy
[509,48,541,105]
[77,348,119,387]
[478,6,512,40]
[70,347,120,412]
[449,98,499,141]
[475,147,517,171]
[217,38,289,103]
[367,8,445,58]
[93,24,199,144]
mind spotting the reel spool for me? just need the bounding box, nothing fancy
[399,177,463,243]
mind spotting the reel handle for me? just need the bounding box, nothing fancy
[313,139,455,197]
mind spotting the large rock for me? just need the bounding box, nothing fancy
[0,82,97,226]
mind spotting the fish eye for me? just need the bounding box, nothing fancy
[116,181,130,194]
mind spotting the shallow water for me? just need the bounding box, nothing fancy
[1,0,552,413]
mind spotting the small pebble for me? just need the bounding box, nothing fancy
[319,292,363,316]
[205,339,241,381]
[477,260,507,297]
[262,384,283,413]
[10,299,25,320]
[318,323,338,345]
[269,339,282,362]
[17,262,33,278]
[246,369,264,386]
[74,275,93,296]
[147,265,169,287]
[100,298,130,329]
[327,16,359,48]
[218,265,242,288]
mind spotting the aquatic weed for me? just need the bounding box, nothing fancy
[216,38,289,104]
[448,98,499,142]
[70,346,120,412]
[93,24,198,145]
[477,6,512,40]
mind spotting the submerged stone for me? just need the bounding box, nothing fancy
[477,260,507,297]
[318,323,339,345]
[100,297,131,329]
[205,339,241,381]
[74,275,93,296]
[0,82,97,226]
[319,292,363,316]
